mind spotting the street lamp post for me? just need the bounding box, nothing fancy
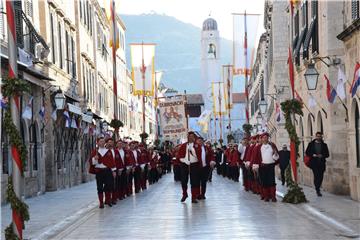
[304,63,319,91]
[259,99,268,115]
[54,92,66,110]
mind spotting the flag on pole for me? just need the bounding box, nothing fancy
[0,95,8,109]
[63,110,71,128]
[350,62,360,98]
[288,47,295,97]
[130,43,156,96]
[325,74,337,103]
[223,65,233,110]
[212,82,227,116]
[39,105,45,121]
[232,13,260,76]
[197,110,212,133]
[51,110,57,121]
[337,67,347,100]
[308,94,317,108]
[22,96,33,120]
[275,102,281,122]
[71,117,78,129]
[295,90,303,103]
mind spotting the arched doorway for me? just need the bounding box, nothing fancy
[307,114,313,140]
[317,111,324,134]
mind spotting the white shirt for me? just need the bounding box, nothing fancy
[119,149,125,164]
[221,153,225,164]
[241,146,247,161]
[133,150,138,165]
[261,143,279,164]
[92,147,108,169]
[201,146,206,166]
[180,143,198,165]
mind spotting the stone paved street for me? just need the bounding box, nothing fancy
[49,174,357,240]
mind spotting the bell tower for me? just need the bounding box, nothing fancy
[201,17,221,111]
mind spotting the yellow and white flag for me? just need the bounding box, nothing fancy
[212,82,227,116]
[222,65,233,110]
[130,43,156,96]
[197,110,212,133]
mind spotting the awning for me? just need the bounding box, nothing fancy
[82,113,93,123]
[294,27,307,58]
[303,18,316,53]
[67,103,82,115]
[64,92,80,103]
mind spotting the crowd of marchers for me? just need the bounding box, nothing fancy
[88,138,173,208]
[89,131,329,208]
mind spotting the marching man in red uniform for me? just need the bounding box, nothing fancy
[251,135,263,196]
[89,137,117,208]
[114,140,127,200]
[139,143,149,191]
[260,133,279,202]
[196,138,216,200]
[176,132,201,203]
[125,141,136,196]
[244,136,256,193]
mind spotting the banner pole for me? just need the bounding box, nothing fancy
[141,42,146,143]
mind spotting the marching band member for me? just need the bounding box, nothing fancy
[176,132,201,203]
[196,138,216,200]
[260,133,279,202]
[114,140,127,200]
[89,137,116,208]
[125,141,137,196]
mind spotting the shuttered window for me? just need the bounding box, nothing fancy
[58,22,63,69]
[50,12,56,64]
[352,0,360,20]
[14,1,24,48]
[311,0,319,53]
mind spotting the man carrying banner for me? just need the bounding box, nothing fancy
[139,143,149,191]
[176,132,201,203]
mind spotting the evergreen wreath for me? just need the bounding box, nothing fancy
[242,123,253,136]
[281,99,307,204]
[2,77,30,239]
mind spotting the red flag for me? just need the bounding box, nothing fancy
[290,141,297,182]
[294,90,303,103]
[288,47,295,97]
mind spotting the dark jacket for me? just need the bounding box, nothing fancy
[278,150,290,169]
[305,140,329,171]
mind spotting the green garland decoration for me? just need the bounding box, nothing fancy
[242,123,253,137]
[280,99,307,204]
[3,111,28,174]
[109,119,124,129]
[2,77,30,239]
[227,134,234,143]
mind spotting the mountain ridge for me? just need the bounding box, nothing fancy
[121,13,232,94]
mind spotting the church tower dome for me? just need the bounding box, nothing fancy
[202,18,218,31]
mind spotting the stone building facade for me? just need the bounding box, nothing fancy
[260,0,357,199]
[336,1,360,201]
[0,0,157,204]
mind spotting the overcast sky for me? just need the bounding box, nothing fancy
[117,0,265,40]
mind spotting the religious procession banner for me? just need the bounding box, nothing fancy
[232,13,260,76]
[130,43,156,96]
[212,82,227,116]
[159,96,187,141]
